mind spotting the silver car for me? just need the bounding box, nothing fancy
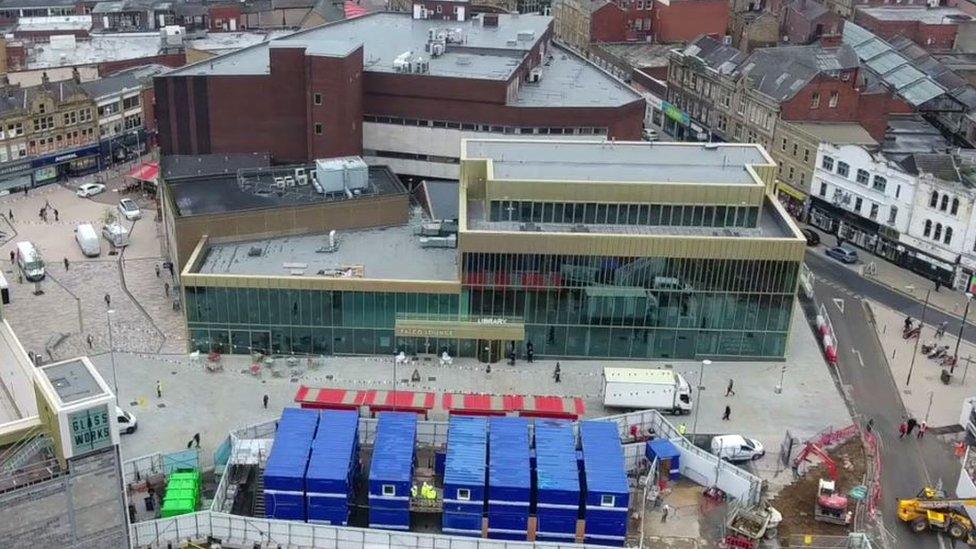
[117,198,142,220]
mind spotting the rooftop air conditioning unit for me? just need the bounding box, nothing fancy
[431,42,445,56]
[528,68,542,83]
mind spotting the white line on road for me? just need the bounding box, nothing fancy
[833,298,845,314]
[852,348,864,368]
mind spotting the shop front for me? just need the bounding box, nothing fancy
[661,100,692,141]
[774,181,807,221]
[0,158,35,193]
[31,144,101,185]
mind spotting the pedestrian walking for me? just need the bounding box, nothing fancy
[164,282,169,296]
[8,250,13,264]
[661,504,671,523]
[63,257,69,271]
[935,279,942,292]
[155,264,160,278]
[918,421,928,438]
[53,209,58,221]
[899,422,907,438]
[156,380,162,399]
[554,362,561,383]
[193,433,200,448]
[722,405,731,421]
[104,293,111,307]
[263,394,269,409]
[904,315,913,333]
[937,321,948,339]
[677,423,687,436]
[725,378,735,397]
[866,418,874,433]
[22,186,27,196]
[7,209,12,222]
[38,208,44,221]
[86,334,93,349]
[907,417,918,435]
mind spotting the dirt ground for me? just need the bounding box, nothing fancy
[769,437,867,540]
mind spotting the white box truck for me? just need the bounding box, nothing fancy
[603,366,693,414]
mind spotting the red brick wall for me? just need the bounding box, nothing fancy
[652,0,729,43]
[591,3,629,43]
[854,10,959,50]
[415,0,466,19]
[208,5,243,30]
[854,91,913,141]
[306,47,364,158]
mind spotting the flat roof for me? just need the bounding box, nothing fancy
[196,220,458,281]
[785,121,878,147]
[169,165,405,217]
[512,45,638,107]
[857,6,971,23]
[604,367,678,384]
[464,140,770,184]
[187,30,294,53]
[38,359,105,405]
[15,15,91,31]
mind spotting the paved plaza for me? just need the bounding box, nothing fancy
[92,302,850,492]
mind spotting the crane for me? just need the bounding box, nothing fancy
[898,487,976,543]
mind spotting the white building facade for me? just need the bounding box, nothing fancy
[809,143,916,261]
[904,173,976,289]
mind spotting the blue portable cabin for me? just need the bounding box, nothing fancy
[645,438,681,481]
[534,420,581,543]
[306,410,360,525]
[487,417,531,540]
[442,416,488,537]
[580,421,630,546]
[263,408,320,521]
[368,411,418,530]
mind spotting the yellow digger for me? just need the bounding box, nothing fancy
[898,487,976,544]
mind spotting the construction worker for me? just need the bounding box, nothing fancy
[677,423,687,437]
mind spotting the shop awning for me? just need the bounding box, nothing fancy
[128,161,159,184]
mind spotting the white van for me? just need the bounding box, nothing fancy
[15,241,44,281]
[74,223,101,257]
[711,434,765,462]
[116,406,137,435]
[102,223,130,248]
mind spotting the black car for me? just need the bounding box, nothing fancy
[800,228,820,246]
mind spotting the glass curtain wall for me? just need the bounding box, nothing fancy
[184,288,458,356]
[462,252,797,359]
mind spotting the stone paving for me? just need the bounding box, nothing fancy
[95,302,851,494]
[0,181,183,359]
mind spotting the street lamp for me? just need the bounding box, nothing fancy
[106,309,119,404]
[906,285,931,387]
[951,293,974,374]
[691,359,711,440]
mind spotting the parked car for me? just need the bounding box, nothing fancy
[117,198,142,220]
[116,406,137,435]
[711,434,765,462]
[642,128,660,142]
[800,228,820,246]
[74,223,101,257]
[826,246,858,264]
[76,182,106,197]
[102,222,130,248]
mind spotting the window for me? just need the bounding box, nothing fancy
[924,219,932,237]
[382,484,395,496]
[896,185,901,199]
[788,166,794,180]
[837,161,849,177]
[952,198,960,215]
[804,149,810,162]
[37,103,45,114]
[792,143,798,156]
[121,95,139,109]
[63,111,76,126]
[811,92,820,109]
[32,115,53,132]
[313,93,322,105]
[124,114,141,129]
[930,191,939,207]
[941,195,949,211]
[872,175,886,192]
[821,156,834,171]
[854,197,863,212]
[934,223,943,240]
[601,495,616,507]
[945,226,953,245]
[314,123,323,135]
[888,205,898,225]
[819,181,827,197]
[828,91,839,108]
[6,122,22,136]
[781,138,787,151]
[78,108,92,122]
[856,169,869,185]
[869,203,879,219]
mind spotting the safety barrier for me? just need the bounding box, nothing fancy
[816,303,839,367]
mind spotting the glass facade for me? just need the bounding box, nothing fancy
[184,287,459,356]
[462,252,797,359]
[488,200,760,228]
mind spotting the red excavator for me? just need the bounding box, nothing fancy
[793,442,852,525]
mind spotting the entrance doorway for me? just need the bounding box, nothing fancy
[477,339,502,363]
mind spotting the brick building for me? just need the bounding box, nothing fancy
[156,12,644,181]
[780,0,843,45]
[854,6,972,51]
[651,0,728,43]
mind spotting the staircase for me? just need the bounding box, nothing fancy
[252,467,266,517]
[0,433,52,473]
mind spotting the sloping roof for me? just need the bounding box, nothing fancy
[272,0,315,9]
[738,44,858,102]
[899,153,959,181]
[788,0,830,20]
[303,0,345,24]
[80,64,169,99]
[680,35,747,75]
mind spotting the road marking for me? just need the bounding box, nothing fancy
[852,348,864,368]
[833,298,845,314]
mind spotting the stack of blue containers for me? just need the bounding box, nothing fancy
[264,408,320,520]
[368,412,418,530]
[487,417,530,540]
[306,410,360,525]
[442,416,488,537]
[534,420,581,543]
[580,421,629,546]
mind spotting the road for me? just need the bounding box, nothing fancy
[806,253,962,549]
